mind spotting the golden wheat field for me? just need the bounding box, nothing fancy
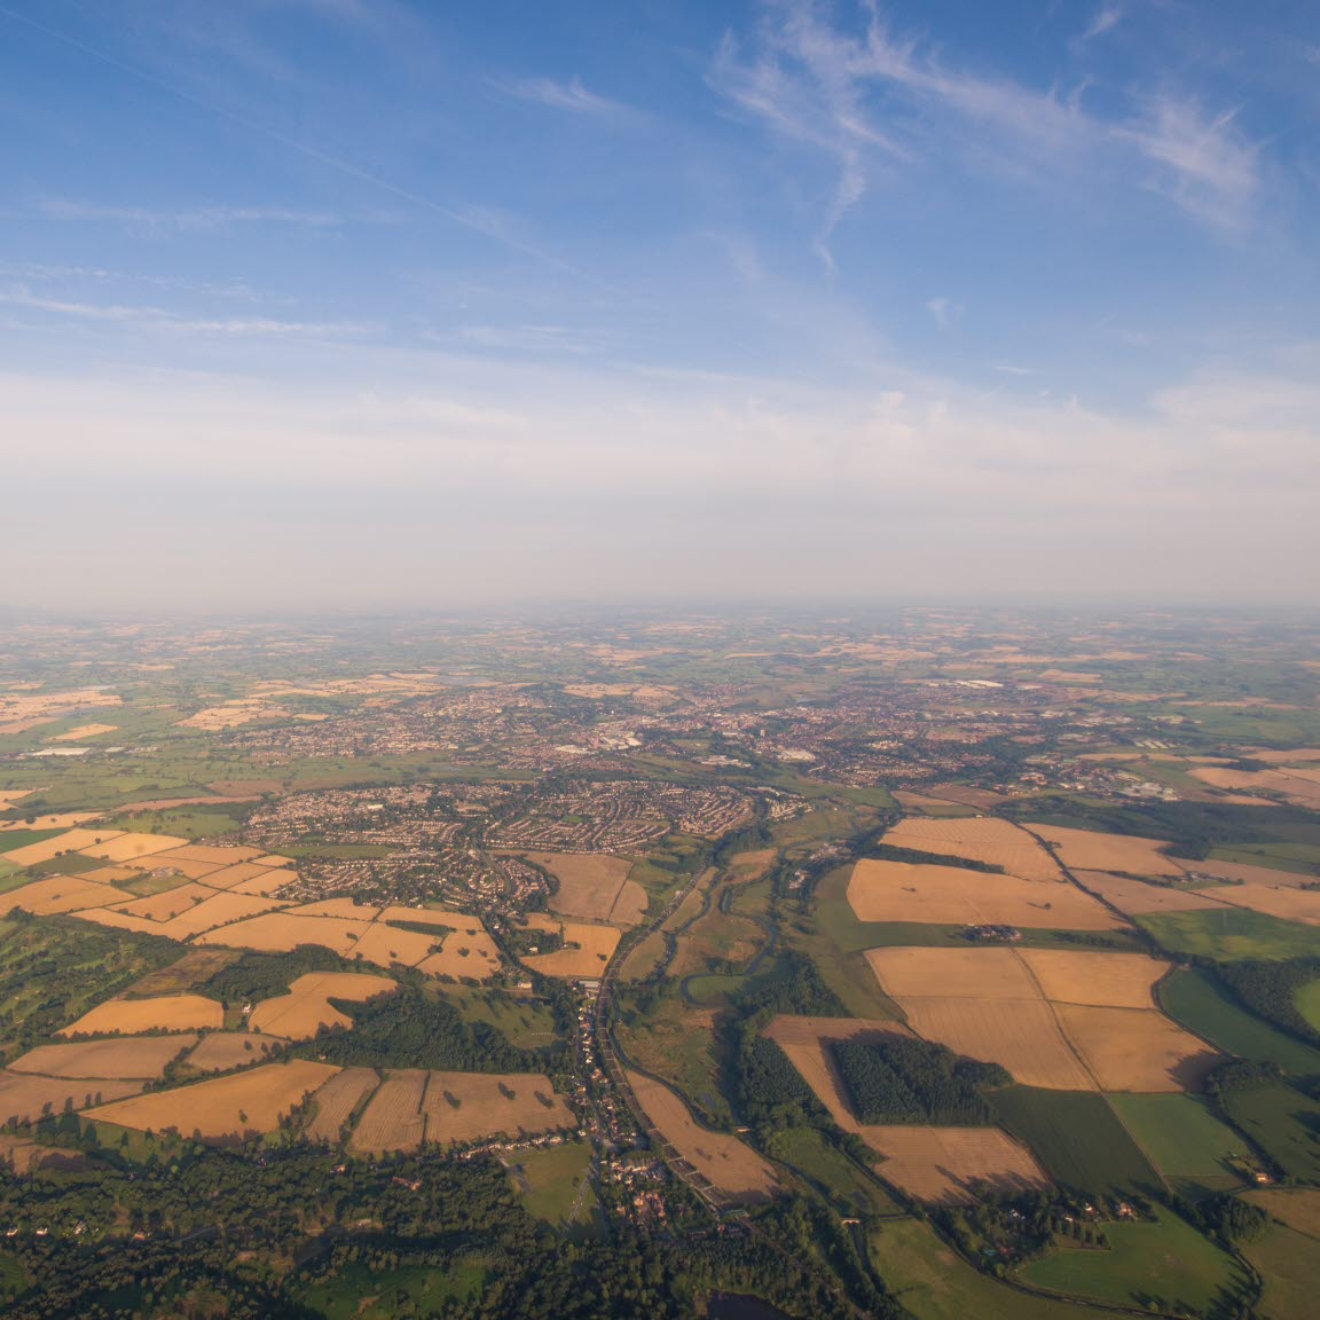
[79,832,189,863]
[112,882,215,922]
[229,868,299,896]
[184,1032,285,1073]
[87,1060,339,1138]
[866,945,1213,1091]
[1210,884,1320,925]
[196,912,373,956]
[1,875,125,916]
[1074,871,1224,915]
[0,811,98,832]
[881,817,1062,881]
[524,852,646,925]
[1056,1004,1220,1091]
[349,1068,428,1153]
[517,914,620,978]
[2,828,125,867]
[1192,765,1320,810]
[75,907,167,936]
[154,844,265,865]
[156,891,289,940]
[292,898,383,919]
[846,859,1120,929]
[1015,949,1169,1009]
[347,922,441,969]
[60,994,223,1036]
[0,1072,144,1123]
[202,862,275,889]
[900,998,1096,1090]
[419,1071,576,1145]
[10,1036,196,1080]
[864,946,1039,1000]
[626,1069,778,1202]
[248,971,396,1039]
[1027,823,1184,876]
[867,1126,1047,1204]
[304,1066,379,1143]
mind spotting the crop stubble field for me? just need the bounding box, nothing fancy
[864,946,1217,1091]
[626,1069,778,1202]
[762,1015,1046,1203]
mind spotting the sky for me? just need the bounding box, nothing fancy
[1,0,1317,611]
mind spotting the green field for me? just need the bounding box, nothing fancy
[510,1140,599,1230]
[790,866,906,1020]
[1139,908,1320,961]
[442,985,562,1050]
[0,828,64,853]
[988,1087,1162,1193]
[103,806,251,840]
[299,1258,488,1318]
[1296,977,1320,1032]
[1220,1081,1320,1182]
[1108,1093,1245,1189]
[1020,1211,1247,1315]
[766,1125,903,1218]
[1157,967,1320,1074]
[868,1217,1110,1320]
[1244,1221,1320,1320]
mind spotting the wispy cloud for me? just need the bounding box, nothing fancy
[925,297,961,329]
[1116,96,1259,230]
[710,0,1262,258]
[1080,5,1123,42]
[0,287,372,339]
[494,75,633,120]
[36,199,381,235]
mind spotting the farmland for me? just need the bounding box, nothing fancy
[868,1216,1100,1320]
[1108,1093,1245,1188]
[2,610,1320,1315]
[846,858,1120,929]
[1020,1211,1248,1315]
[515,914,620,979]
[86,1059,339,1137]
[524,852,647,925]
[1157,966,1320,1073]
[864,946,1215,1091]
[626,1069,778,1202]
[987,1087,1162,1192]
[879,817,1062,882]
[248,971,397,1038]
[59,993,223,1036]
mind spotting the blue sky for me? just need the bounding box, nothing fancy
[1,0,1317,609]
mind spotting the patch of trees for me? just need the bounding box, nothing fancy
[1204,1058,1281,1098]
[1213,958,1320,1048]
[293,986,555,1072]
[1167,1190,1268,1247]
[863,843,1003,873]
[733,1036,824,1127]
[200,946,354,1006]
[831,1036,1010,1125]
[736,951,847,1019]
